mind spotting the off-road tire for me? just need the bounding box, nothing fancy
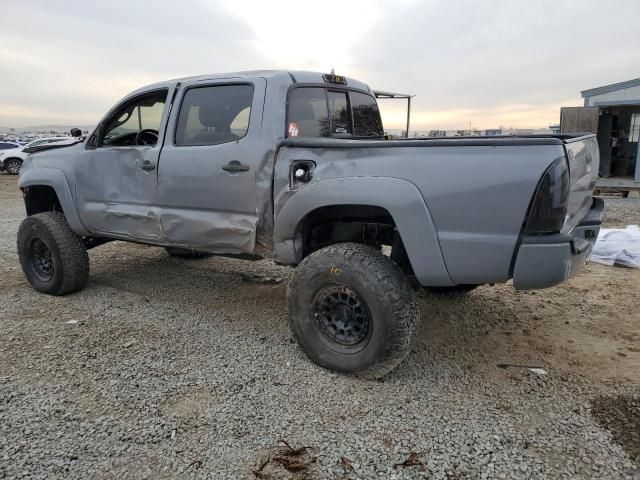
[165,246,209,259]
[5,158,22,175]
[425,285,478,295]
[17,211,89,295]
[287,242,419,379]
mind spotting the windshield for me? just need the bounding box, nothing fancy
[24,138,65,149]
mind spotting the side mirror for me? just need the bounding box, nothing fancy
[70,128,82,138]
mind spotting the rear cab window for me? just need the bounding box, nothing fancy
[287,87,383,139]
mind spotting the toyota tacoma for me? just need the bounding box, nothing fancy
[16,70,603,378]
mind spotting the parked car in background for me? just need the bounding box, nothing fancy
[0,137,76,175]
[0,141,20,150]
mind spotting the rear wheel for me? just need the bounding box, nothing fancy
[165,246,209,259]
[5,158,22,175]
[17,212,89,295]
[288,242,419,379]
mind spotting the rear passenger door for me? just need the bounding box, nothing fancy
[157,78,266,253]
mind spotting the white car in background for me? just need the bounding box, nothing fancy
[0,137,76,175]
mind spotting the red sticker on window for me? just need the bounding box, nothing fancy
[288,122,299,137]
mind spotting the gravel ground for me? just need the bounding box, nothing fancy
[0,174,639,479]
[598,197,640,228]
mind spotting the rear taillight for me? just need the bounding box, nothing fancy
[524,157,570,234]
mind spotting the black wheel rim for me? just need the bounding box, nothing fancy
[313,284,372,351]
[29,238,54,281]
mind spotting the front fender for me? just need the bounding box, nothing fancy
[273,176,453,286]
[18,167,89,236]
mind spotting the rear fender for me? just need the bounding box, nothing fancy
[18,168,89,236]
[273,176,454,286]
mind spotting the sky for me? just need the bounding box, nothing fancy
[1,0,639,131]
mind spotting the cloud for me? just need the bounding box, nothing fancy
[352,0,640,129]
[0,0,268,126]
[1,0,639,129]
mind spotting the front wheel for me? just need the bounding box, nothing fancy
[17,212,89,295]
[5,158,22,175]
[287,243,419,379]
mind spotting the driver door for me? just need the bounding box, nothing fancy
[76,87,173,241]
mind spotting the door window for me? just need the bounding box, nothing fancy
[175,84,254,146]
[100,90,167,146]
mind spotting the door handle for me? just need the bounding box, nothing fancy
[222,160,250,173]
[141,160,156,171]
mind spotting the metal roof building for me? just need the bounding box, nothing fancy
[561,78,640,188]
[582,78,640,108]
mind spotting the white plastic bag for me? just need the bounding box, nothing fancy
[589,225,640,268]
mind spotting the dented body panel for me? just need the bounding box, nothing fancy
[19,163,88,236]
[19,70,602,289]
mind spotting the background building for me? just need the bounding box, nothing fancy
[561,78,640,185]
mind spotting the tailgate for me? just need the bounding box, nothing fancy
[562,134,599,233]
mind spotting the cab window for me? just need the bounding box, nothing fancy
[287,87,329,138]
[100,90,167,146]
[327,91,352,135]
[351,91,383,137]
[175,84,254,146]
[287,87,382,138]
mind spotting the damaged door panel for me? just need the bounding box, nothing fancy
[156,79,267,253]
[75,88,173,241]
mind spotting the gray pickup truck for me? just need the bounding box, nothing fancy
[17,70,603,378]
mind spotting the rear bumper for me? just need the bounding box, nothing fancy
[512,197,604,290]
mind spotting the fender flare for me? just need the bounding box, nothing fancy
[18,168,89,236]
[273,176,453,286]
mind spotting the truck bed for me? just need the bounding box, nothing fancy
[274,133,599,287]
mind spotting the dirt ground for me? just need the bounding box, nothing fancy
[1,173,639,479]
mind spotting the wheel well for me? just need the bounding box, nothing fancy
[294,204,413,274]
[4,156,22,163]
[23,186,62,216]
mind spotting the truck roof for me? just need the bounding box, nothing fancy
[130,70,371,96]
